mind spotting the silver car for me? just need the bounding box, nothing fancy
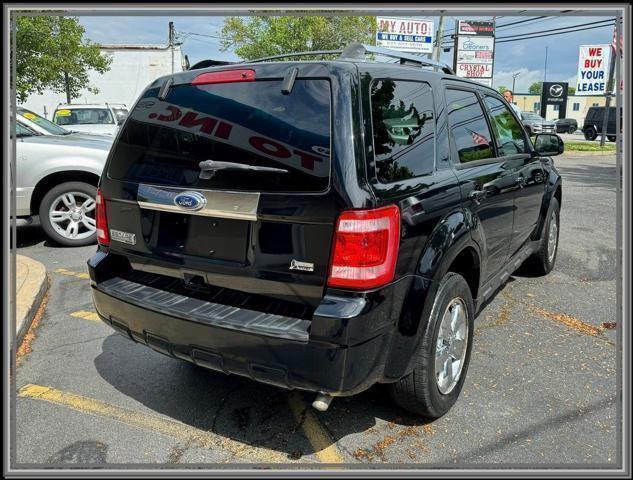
[520,111,556,136]
[14,121,112,246]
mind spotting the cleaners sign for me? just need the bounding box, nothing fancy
[453,20,495,87]
[576,44,611,95]
[376,17,434,54]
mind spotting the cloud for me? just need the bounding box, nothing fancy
[493,68,544,93]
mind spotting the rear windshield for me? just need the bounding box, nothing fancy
[107,78,331,192]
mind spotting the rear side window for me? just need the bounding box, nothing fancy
[445,89,494,163]
[483,95,528,156]
[370,80,435,183]
[107,79,331,192]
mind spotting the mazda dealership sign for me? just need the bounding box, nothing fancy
[540,81,569,119]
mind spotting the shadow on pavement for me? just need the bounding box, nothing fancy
[94,332,434,460]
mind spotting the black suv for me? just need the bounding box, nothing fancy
[583,106,618,141]
[88,43,563,418]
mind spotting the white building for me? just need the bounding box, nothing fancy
[21,43,185,118]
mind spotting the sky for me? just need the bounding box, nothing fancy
[77,14,617,93]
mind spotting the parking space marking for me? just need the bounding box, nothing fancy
[287,392,345,464]
[18,384,290,463]
[53,268,89,279]
[70,310,101,322]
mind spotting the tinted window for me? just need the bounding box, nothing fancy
[54,108,114,125]
[484,96,528,156]
[370,80,435,182]
[445,89,494,163]
[107,79,331,192]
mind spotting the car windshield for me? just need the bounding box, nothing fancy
[16,121,39,137]
[54,108,115,125]
[18,108,70,135]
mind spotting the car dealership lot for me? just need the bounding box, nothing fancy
[14,153,618,467]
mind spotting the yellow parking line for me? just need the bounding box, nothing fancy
[70,310,101,322]
[54,268,89,279]
[287,391,344,464]
[18,384,289,463]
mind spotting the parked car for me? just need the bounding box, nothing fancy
[520,111,556,136]
[553,117,578,134]
[17,107,113,141]
[582,106,618,142]
[88,43,563,419]
[14,119,112,246]
[52,103,129,136]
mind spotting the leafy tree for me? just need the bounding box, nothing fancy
[568,86,576,95]
[220,16,377,60]
[497,86,507,94]
[15,16,112,103]
[528,81,542,94]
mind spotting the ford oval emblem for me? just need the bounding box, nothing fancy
[173,191,207,211]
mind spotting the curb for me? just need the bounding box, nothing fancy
[16,255,48,346]
[560,150,617,157]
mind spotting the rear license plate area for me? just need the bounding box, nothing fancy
[155,212,248,263]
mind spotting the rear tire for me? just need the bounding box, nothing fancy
[389,273,474,419]
[584,127,597,141]
[569,126,577,134]
[607,135,616,142]
[39,181,98,247]
[521,197,560,276]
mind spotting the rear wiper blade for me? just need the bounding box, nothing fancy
[198,160,288,179]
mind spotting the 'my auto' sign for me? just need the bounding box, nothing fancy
[576,44,611,95]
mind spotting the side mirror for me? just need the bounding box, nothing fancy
[533,133,564,156]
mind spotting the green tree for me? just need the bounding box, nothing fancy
[568,86,576,95]
[497,86,507,94]
[528,81,542,94]
[220,16,377,60]
[15,16,112,103]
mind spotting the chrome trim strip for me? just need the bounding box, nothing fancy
[137,184,259,221]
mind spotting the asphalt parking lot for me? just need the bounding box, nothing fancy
[14,153,619,467]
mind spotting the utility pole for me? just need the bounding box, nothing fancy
[169,21,175,74]
[599,44,616,147]
[512,72,520,94]
[64,71,71,104]
[544,46,548,83]
[433,16,445,62]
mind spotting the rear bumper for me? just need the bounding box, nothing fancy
[88,251,415,396]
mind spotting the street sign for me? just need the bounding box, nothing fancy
[576,45,611,95]
[540,82,569,119]
[453,20,495,87]
[376,17,434,54]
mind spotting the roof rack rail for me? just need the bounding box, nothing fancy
[243,42,454,75]
[245,49,343,64]
[340,43,454,75]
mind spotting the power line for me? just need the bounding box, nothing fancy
[442,16,546,38]
[442,19,615,47]
[495,23,615,44]
[496,18,614,40]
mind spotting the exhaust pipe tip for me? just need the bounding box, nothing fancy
[312,393,333,412]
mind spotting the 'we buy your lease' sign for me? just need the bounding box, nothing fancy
[576,45,612,95]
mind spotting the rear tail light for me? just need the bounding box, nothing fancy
[192,69,256,86]
[96,188,109,246]
[327,205,400,290]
